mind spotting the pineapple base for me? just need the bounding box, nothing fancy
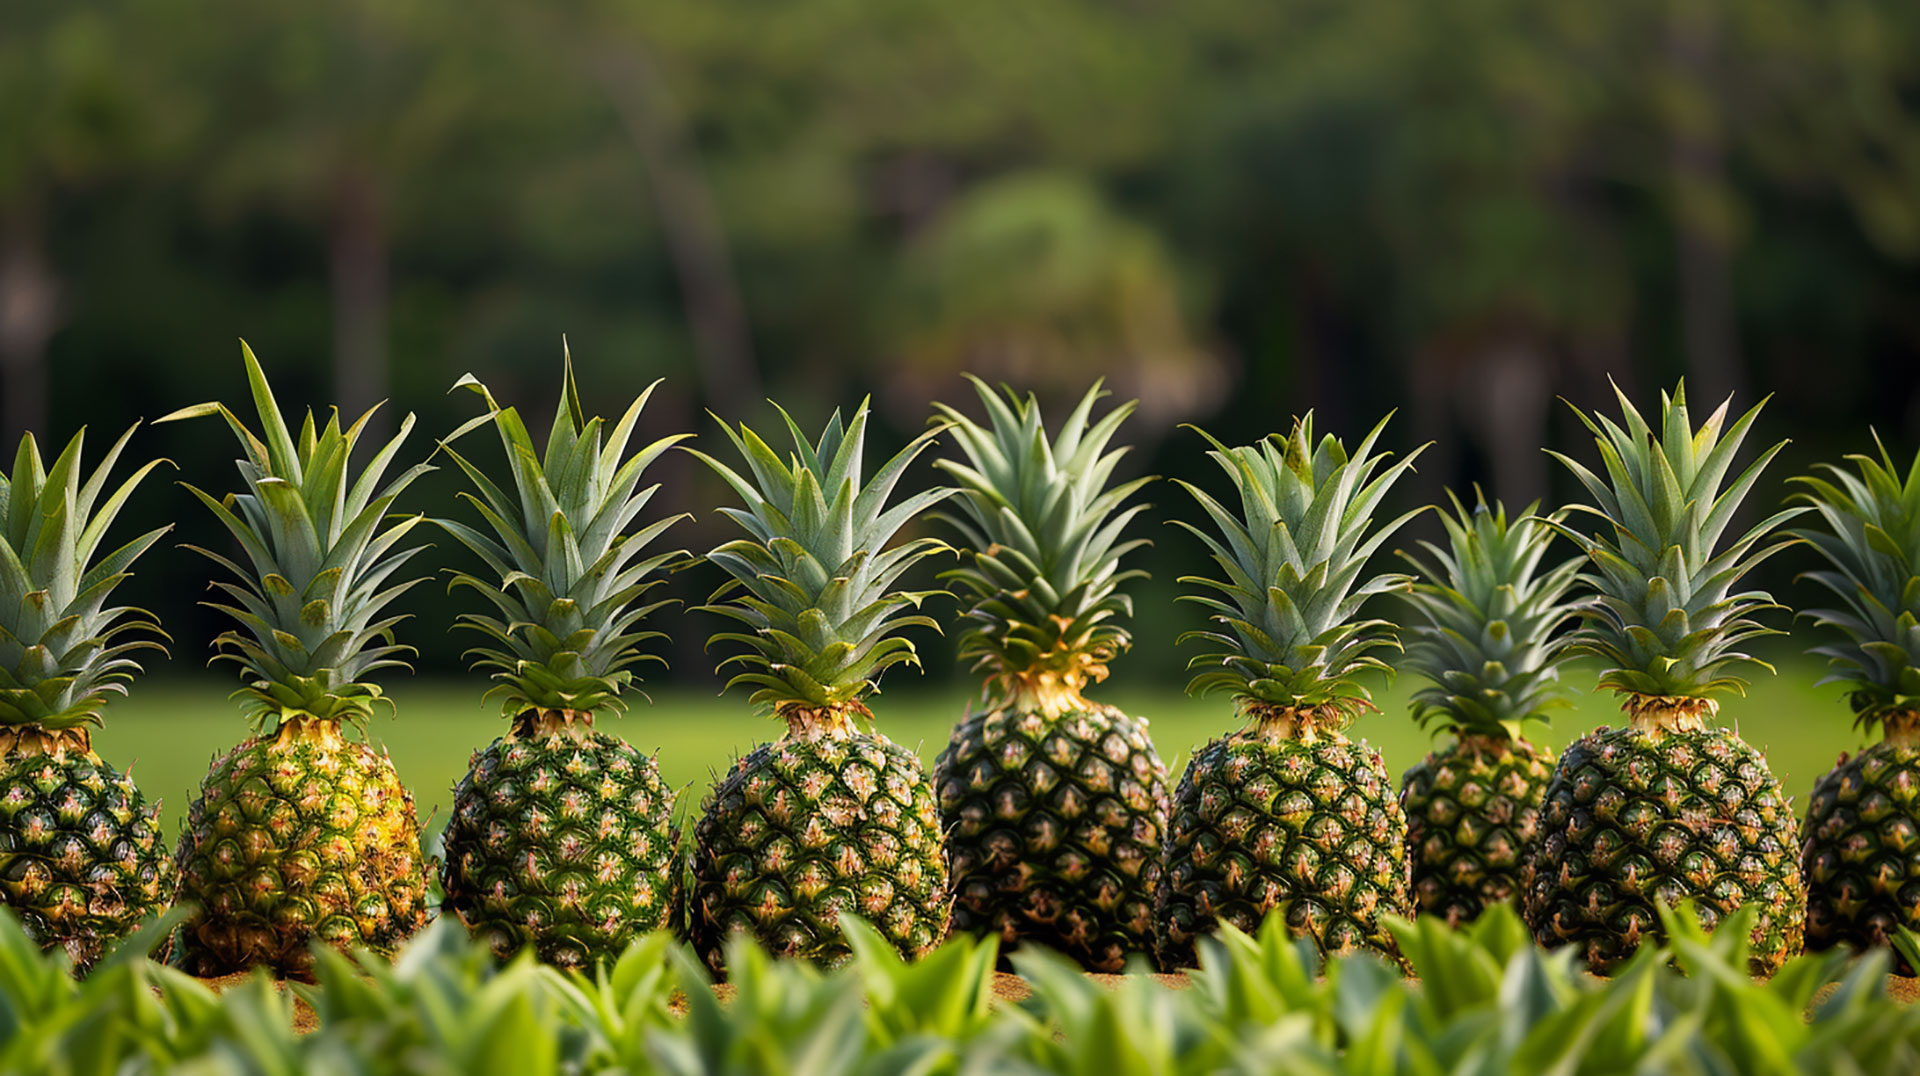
[686,727,947,976]
[1802,738,1920,974]
[935,703,1170,972]
[440,723,678,969]
[175,725,428,979]
[1155,728,1410,970]
[0,744,177,970]
[1523,723,1805,976]
[1400,734,1553,926]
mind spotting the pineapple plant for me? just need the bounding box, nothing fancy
[161,344,432,978]
[1792,436,1920,970]
[684,399,953,973]
[0,424,176,969]
[1396,491,1583,926]
[1523,382,1805,975]
[434,358,690,969]
[1156,413,1425,968]
[930,376,1169,972]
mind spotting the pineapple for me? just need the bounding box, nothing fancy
[930,377,1169,972]
[1792,436,1920,970]
[161,344,431,978]
[684,399,953,973]
[1395,491,1583,926]
[434,357,689,969]
[1156,413,1425,968]
[1523,382,1805,975]
[0,424,175,969]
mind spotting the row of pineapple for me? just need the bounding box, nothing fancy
[2,342,1916,982]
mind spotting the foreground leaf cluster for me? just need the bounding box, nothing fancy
[2,903,1917,1075]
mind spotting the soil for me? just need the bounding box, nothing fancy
[1808,974,1920,1008]
[983,971,1920,1005]
[194,973,320,1034]
[193,968,1920,1036]
[990,971,1192,1004]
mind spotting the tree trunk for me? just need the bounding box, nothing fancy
[1406,341,1456,511]
[591,42,761,409]
[1408,327,1552,508]
[1468,342,1551,506]
[1668,0,1742,402]
[330,168,390,430]
[0,212,60,446]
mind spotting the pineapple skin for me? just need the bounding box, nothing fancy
[440,728,677,968]
[0,747,177,969]
[1523,724,1805,976]
[936,704,1169,971]
[1801,740,1920,974]
[1400,735,1553,926]
[686,729,947,975]
[1155,730,1410,969]
[176,729,428,978]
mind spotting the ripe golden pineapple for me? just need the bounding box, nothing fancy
[930,377,1169,971]
[1523,383,1805,976]
[0,424,175,969]
[162,344,430,978]
[684,400,953,974]
[1792,436,1920,970]
[1157,414,1425,968]
[1396,492,1582,926]
[435,356,689,968]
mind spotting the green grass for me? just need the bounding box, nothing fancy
[94,662,1853,841]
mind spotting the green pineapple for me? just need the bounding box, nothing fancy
[1792,436,1920,970]
[930,377,1169,972]
[434,357,689,968]
[1156,413,1425,968]
[162,344,431,978]
[1395,491,1582,926]
[0,424,175,969]
[1523,382,1805,975]
[685,399,953,973]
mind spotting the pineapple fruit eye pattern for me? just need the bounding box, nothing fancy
[433,354,689,969]
[1394,492,1583,927]
[683,398,954,973]
[930,376,1170,972]
[1793,436,1920,971]
[160,344,432,978]
[1156,412,1426,967]
[0,422,176,971]
[1522,383,1805,976]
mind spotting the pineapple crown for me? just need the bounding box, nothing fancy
[160,342,434,731]
[931,376,1153,716]
[0,424,170,733]
[1547,381,1802,706]
[1176,412,1427,728]
[1396,490,1584,743]
[436,352,691,721]
[689,399,955,721]
[1790,433,1920,730]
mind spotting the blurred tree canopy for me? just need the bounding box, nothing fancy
[4,0,1918,682]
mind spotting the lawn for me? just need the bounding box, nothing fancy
[96,660,1850,841]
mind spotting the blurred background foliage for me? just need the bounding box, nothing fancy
[4,0,1920,690]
